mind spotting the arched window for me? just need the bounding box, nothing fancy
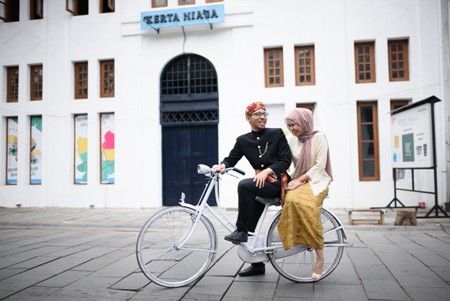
[160,54,218,126]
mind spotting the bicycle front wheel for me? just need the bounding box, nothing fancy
[136,207,217,287]
[266,208,345,283]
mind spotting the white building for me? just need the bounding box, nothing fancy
[1,0,449,213]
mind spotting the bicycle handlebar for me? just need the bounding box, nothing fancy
[197,164,246,176]
[230,167,245,176]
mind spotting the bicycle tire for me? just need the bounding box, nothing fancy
[266,208,345,283]
[136,207,217,287]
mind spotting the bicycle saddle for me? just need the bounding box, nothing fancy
[255,196,280,206]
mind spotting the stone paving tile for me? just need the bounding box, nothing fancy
[110,271,149,291]
[132,282,190,300]
[30,256,91,275]
[321,262,360,285]
[207,245,243,277]
[404,285,450,301]
[361,278,409,300]
[35,270,91,288]
[63,274,122,290]
[182,275,234,300]
[71,249,131,272]
[346,247,383,265]
[354,263,394,281]
[0,271,53,297]
[0,286,60,301]
[90,254,138,278]
[0,290,17,300]
[431,265,450,282]
[43,287,136,301]
[313,284,368,301]
[273,278,314,299]
[222,280,277,301]
[0,268,27,281]
[10,255,60,270]
[388,263,447,288]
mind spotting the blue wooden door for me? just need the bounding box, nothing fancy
[162,126,217,206]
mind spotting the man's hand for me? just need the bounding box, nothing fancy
[253,168,272,188]
[212,164,225,173]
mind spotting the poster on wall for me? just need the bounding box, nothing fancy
[100,113,115,184]
[391,102,433,168]
[30,116,42,184]
[75,114,88,184]
[7,117,18,185]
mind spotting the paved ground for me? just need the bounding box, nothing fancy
[0,206,449,301]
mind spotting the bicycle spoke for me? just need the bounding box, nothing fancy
[142,246,177,261]
[179,247,217,253]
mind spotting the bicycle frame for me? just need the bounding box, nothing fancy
[177,166,287,257]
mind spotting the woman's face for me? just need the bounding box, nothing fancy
[286,119,303,137]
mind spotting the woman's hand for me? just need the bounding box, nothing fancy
[286,175,308,191]
[286,178,303,190]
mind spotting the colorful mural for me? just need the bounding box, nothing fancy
[75,115,88,184]
[7,117,18,185]
[30,116,42,184]
[101,113,115,184]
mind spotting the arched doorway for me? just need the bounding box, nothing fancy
[160,54,219,206]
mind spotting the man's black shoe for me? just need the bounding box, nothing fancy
[238,264,265,277]
[224,230,248,244]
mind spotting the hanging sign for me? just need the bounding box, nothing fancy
[141,4,224,30]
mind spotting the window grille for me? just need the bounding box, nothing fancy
[161,55,218,96]
[160,54,218,126]
[162,110,218,124]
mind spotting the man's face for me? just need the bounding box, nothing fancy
[246,109,268,131]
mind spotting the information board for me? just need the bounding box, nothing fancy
[391,101,434,168]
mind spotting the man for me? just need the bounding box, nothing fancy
[212,101,291,276]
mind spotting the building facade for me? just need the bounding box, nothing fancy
[1,0,449,210]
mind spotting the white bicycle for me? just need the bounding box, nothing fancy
[136,164,351,288]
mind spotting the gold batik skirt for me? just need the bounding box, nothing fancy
[277,182,329,250]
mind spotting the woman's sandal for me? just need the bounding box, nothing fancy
[311,272,322,281]
[312,259,324,281]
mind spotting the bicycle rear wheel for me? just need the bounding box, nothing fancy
[266,208,345,283]
[136,207,217,287]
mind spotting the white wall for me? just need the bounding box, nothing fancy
[0,0,448,209]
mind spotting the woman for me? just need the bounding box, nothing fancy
[277,108,333,281]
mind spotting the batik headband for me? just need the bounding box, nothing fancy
[245,101,266,116]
